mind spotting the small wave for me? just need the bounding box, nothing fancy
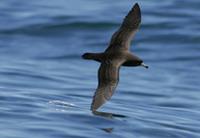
[0,70,63,83]
[37,54,81,60]
[0,21,118,36]
[148,56,200,63]
[48,100,76,108]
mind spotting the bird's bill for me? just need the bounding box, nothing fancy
[141,63,149,69]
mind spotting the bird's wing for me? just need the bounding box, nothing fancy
[106,3,141,51]
[91,63,120,111]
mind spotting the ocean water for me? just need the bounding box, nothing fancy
[0,0,200,137]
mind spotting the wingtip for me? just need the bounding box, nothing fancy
[90,101,99,111]
[134,3,140,8]
[90,96,104,111]
[90,99,97,111]
[133,3,141,22]
[90,105,97,112]
[133,3,140,11]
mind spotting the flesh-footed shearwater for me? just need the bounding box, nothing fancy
[82,3,148,111]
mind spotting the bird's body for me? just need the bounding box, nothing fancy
[82,3,148,111]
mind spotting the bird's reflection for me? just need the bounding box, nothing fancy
[92,110,126,133]
[101,127,114,133]
[92,110,126,119]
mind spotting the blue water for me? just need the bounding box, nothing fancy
[0,0,200,137]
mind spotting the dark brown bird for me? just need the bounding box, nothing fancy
[82,3,148,111]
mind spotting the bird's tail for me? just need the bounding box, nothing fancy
[82,52,103,63]
[82,53,95,60]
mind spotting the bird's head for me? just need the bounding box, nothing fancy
[140,62,148,69]
[124,54,149,69]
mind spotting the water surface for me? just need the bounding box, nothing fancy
[0,0,200,138]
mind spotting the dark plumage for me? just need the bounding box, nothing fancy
[82,3,148,111]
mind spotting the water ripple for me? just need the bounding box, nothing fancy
[0,0,200,138]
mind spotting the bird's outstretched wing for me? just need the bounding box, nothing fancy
[106,3,141,51]
[91,63,120,111]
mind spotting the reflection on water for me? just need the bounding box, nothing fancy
[92,110,126,119]
[0,0,200,138]
[102,127,114,133]
[92,110,126,133]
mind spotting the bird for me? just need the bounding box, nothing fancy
[82,3,148,111]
